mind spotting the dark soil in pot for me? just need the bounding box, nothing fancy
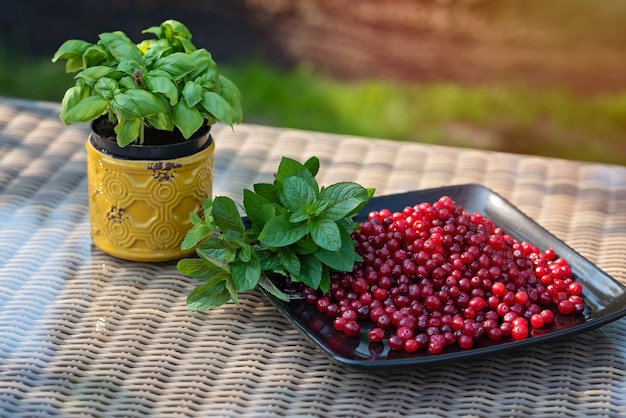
[91,115,212,160]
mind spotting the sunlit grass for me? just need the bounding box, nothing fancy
[222,61,626,165]
[1,56,624,165]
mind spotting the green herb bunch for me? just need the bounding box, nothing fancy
[177,156,375,311]
[52,19,242,147]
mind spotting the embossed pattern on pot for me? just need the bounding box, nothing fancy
[86,135,215,261]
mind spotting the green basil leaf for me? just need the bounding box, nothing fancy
[116,60,143,77]
[196,66,219,90]
[212,196,245,234]
[94,78,119,100]
[172,99,204,139]
[111,89,164,119]
[125,89,165,117]
[182,80,204,108]
[161,19,191,39]
[52,39,93,62]
[82,45,109,68]
[145,109,174,131]
[118,75,137,90]
[145,76,178,105]
[310,217,341,251]
[59,85,89,122]
[287,194,328,223]
[153,52,197,80]
[76,66,123,86]
[217,75,243,123]
[319,269,331,293]
[139,40,170,66]
[62,95,108,124]
[113,118,141,147]
[201,91,237,127]
[188,48,217,80]
[142,25,162,38]
[65,57,85,73]
[98,31,144,63]
[352,187,377,216]
[258,214,310,247]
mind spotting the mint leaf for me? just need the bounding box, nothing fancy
[187,281,231,311]
[212,196,244,234]
[278,248,301,276]
[279,176,317,212]
[258,214,310,247]
[276,157,318,193]
[314,227,359,272]
[197,238,236,264]
[319,182,370,220]
[243,188,268,217]
[237,242,252,262]
[253,203,277,233]
[304,156,320,176]
[177,155,374,312]
[180,223,212,250]
[292,254,323,289]
[225,279,239,305]
[257,249,281,271]
[230,253,261,292]
[176,258,224,282]
[253,183,279,203]
[197,243,232,272]
[258,274,290,302]
[289,207,310,223]
[180,212,214,250]
[310,217,341,251]
[319,269,331,293]
[292,237,319,255]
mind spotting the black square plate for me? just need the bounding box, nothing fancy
[262,184,626,369]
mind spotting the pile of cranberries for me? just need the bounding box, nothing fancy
[301,196,585,355]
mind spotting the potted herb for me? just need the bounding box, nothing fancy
[52,19,242,262]
[177,156,375,310]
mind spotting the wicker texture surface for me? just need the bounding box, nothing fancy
[1,97,626,417]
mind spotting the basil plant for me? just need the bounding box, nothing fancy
[52,19,242,147]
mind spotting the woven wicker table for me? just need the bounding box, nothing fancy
[1,97,626,417]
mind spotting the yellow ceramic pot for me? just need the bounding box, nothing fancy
[86,133,214,262]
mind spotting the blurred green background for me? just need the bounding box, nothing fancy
[1,0,625,165]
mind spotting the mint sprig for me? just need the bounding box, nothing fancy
[177,156,375,311]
